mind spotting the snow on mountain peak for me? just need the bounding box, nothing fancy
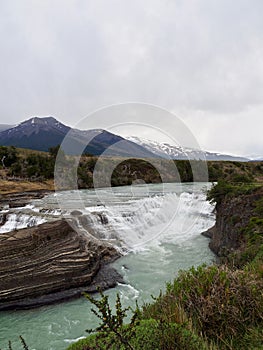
[126,136,192,159]
[126,136,249,161]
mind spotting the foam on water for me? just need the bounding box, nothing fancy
[0,213,46,233]
[0,184,214,248]
[80,189,214,252]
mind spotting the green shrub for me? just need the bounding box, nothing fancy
[0,146,18,167]
[67,319,209,350]
[206,180,235,204]
[207,180,258,205]
[83,290,140,350]
[232,216,263,269]
[68,263,263,350]
[142,265,263,346]
[230,173,253,183]
[254,197,263,217]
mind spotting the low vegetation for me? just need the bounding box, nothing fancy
[206,179,259,205]
[67,263,263,350]
[213,184,263,273]
[0,146,56,194]
[0,145,57,180]
[1,145,262,193]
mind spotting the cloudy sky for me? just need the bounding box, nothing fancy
[0,0,263,156]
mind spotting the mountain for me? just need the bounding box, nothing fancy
[126,136,250,161]
[0,124,14,132]
[249,156,263,161]
[0,117,70,151]
[0,117,253,161]
[0,116,156,158]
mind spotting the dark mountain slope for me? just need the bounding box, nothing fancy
[0,117,155,158]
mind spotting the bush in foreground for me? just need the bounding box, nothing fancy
[143,264,263,349]
[67,264,263,350]
[67,319,209,350]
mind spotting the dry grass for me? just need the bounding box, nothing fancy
[15,147,48,158]
[0,179,54,194]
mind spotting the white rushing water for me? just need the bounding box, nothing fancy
[0,183,215,350]
[0,212,46,233]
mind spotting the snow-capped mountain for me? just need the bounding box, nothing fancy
[0,116,70,151]
[16,116,69,134]
[0,116,155,158]
[0,117,255,161]
[126,136,249,161]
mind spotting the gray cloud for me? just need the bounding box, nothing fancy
[0,0,262,156]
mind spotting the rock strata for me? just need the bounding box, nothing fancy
[0,219,121,310]
[0,190,53,209]
[204,187,263,257]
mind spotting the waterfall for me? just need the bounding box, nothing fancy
[0,184,215,252]
[0,212,47,233]
[79,190,215,251]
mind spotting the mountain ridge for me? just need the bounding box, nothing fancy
[0,117,156,158]
[126,136,250,161]
[0,117,258,161]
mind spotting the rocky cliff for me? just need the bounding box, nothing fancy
[0,219,121,310]
[204,186,263,258]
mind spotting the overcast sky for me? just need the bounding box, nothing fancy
[0,0,263,156]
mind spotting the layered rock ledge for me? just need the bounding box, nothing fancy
[0,189,53,209]
[0,219,122,310]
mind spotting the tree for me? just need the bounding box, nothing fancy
[0,146,18,167]
[48,145,61,158]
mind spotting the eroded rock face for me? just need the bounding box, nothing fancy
[206,187,263,257]
[0,219,121,310]
[0,190,53,209]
